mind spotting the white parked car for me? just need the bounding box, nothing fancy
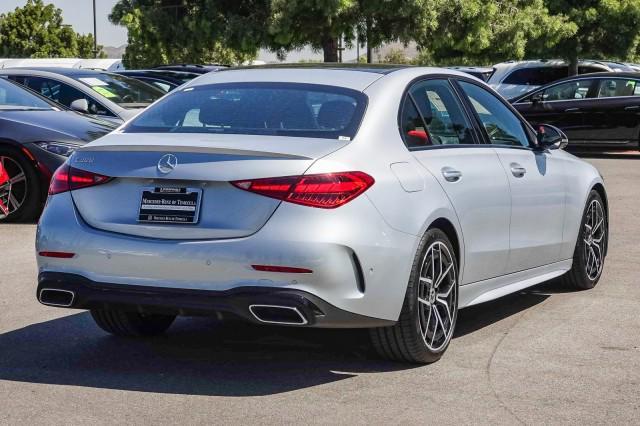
[488,59,635,100]
[35,66,608,363]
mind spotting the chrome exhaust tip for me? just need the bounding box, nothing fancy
[248,304,308,325]
[39,288,75,307]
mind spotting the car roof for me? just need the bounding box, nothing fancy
[0,67,111,77]
[230,63,408,74]
[153,64,227,73]
[188,65,474,92]
[447,66,494,72]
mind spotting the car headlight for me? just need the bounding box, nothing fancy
[35,142,80,157]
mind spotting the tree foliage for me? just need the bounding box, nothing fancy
[108,0,640,68]
[0,0,105,58]
[267,0,441,62]
[267,0,356,62]
[417,0,575,66]
[538,0,640,73]
[110,0,266,68]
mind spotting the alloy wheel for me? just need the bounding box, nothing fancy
[0,156,28,220]
[583,199,606,281]
[417,241,457,352]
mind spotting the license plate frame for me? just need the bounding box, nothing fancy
[137,187,202,225]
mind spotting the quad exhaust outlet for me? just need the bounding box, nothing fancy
[248,304,308,325]
[39,288,75,307]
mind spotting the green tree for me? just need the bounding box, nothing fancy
[355,0,440,63]
[420,0,575,66]
[267,0,357,62]
[267,0,441,63]
[0,0,105,58]
[540,0,640,74]
[110,0,265,68]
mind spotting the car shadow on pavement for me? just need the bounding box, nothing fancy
[453,284,551,337]
[0,282,557,397]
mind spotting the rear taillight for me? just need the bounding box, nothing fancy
[48,164,111,195]
[231,171,374,209]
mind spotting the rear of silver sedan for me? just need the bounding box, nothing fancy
[35,78,416,330]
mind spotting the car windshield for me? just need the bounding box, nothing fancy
[124,82,368,140]
[0,78,54,110]
[75,73,164,108]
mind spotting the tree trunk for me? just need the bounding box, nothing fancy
[366,17,373,64]
[322,36,338,62]
[568,51,579,76]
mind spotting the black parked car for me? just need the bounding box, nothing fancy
[115,69,201,92]
[512,72,640,149]
[0,78,115,221]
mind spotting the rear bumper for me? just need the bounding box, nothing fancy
[37,191,418,322]
[37,272,393,328]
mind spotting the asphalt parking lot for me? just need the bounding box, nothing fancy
[1,155,639,425]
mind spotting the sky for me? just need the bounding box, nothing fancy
[0,0,361,62]
[0,0,127,46]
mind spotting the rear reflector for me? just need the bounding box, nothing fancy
[252,265,313,274]
[38,251,76,259]
[49,163,111,195]
[232,171,374,209]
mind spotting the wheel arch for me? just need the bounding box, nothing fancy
[591,182,608,218]
[428,217,461,267]
[591,182,609,256]
[0,138,38,166]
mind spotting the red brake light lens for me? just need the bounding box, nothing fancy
[251,265,313,274]
[38,251,76,259]
[48,164,111,195]
[231,171,374,209]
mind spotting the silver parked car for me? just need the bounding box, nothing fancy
[35,66,608,363]
[0,68,165,124]
[488,59,636,100]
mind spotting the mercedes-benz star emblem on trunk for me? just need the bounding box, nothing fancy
[157,154,178,174]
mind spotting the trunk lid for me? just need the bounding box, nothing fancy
[69,133,347,239]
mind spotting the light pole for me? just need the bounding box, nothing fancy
[93,0,98,58]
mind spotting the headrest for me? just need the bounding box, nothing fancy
[198,98,239,126]
[317,100,356,129]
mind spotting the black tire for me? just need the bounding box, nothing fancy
[560,190,607,290]
[369,228,458,363]
[90,309,176,337]
[0,145,41,222]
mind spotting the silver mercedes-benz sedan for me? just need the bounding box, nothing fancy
[35,66,608,363]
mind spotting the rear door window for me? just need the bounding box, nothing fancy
[401,79,475,148]
[503,67,568,86]
[596,78,640,98]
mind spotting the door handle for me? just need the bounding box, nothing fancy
[624,105,640,111]
[564,107,580,112]
[510,163,526,178]
[441,167,462,182]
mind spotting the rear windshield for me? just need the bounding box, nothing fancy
[123,82,367,140]
[503,67,569,86]
[75,73,164,108]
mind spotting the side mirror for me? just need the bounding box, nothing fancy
[70,98,89,114]
[535,124,568,150]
